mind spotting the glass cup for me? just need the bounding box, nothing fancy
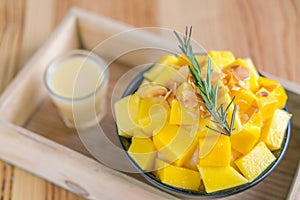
[44,49,109,129]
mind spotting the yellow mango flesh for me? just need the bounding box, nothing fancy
[273,86,288,109]
[249,73,260,92]
[197,118,211,138]
[258,77,288,109]
[183,145,199,170]
[115,94,140,135]
[198,134,231,167]
[138,97,169,136]
[174,131,199,167]
[260,109,291,150]
[169,100,198,125]
[117,127,131,138]
[230,88,257,113]
[114,52,291,194]
[152,67,177,85]
[230,149,242,171]
[154,158,170,179]
[235,142,276,181]
[153,124,198,166]
[234,58,259,91]
[128,137,156,171]
[208,51,235,68]
[143,55,178,81]
[176,54,192,66]
[230,120,261,154]
[242,58,260,80]
[258,76,279,90]
[160,165,201,191]
[198,166,248,193]
[256,87,278,119]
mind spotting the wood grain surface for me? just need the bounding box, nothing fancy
[0,0,299,199]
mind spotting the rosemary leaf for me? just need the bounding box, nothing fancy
[174,26,236,136]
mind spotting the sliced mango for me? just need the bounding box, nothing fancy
[230,88,257,113]
[160,164,201,190]
[260,109,291,150]
[169,100,198,125]
[258,77,288,109]
[256,87,278,120]
[183,145,199,170]
[138,97,169,136]
[273,86,288,109]
[154,158,170,179]
[208,51,235,68]
[230,117,261,154]
[230,149,242,171]
[239,58,259,91]
[153,124,198,166]
[198,166,248,193]
[152,67,177,85]
[258,76,279,91]
[197,118,211,138]
[144,55,178,81]
[117,127,131,138]
[235,142,276,181]
[128,137,156,171]
[173,127,199,167]
[115,94,141,135]
[242,58,260,80]
[198,134,231,167]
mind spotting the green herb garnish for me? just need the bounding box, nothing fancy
[174,26,237,136]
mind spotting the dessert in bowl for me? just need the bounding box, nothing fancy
[114,30,291,197]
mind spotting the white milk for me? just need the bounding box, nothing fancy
[45,50,109,128]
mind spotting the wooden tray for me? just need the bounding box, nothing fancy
[0,8,299,200]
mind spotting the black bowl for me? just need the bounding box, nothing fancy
[116,68,291,198]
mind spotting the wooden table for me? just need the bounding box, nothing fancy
[0,0,299,199]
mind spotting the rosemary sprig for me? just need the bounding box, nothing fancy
[174,26,237,136]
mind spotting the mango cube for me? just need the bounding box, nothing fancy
[273,86,288,109]
[154,158,170,179]
[115,94,140,135]
[197,118,211,138]
[144,55,178,81]
[183,145,199,171]
[198,134,231,167]
[230,149,242,171]
[152,66,177,85]
[235,142,276,181]
[138,97,169,136]
[169,100,198,125]
[208,51,235,68]
[128,137,156,171]
[239,58,260,91]
[258,77,288,109]
[260,109,291,150]
[160,165,201,190]
[256,87,278,119]
[258,76,279,90]
[153,124,198,166]
[242,58,260,80]
[230,88,257,113]
[230,115,262,154]
[198,166,248,193]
